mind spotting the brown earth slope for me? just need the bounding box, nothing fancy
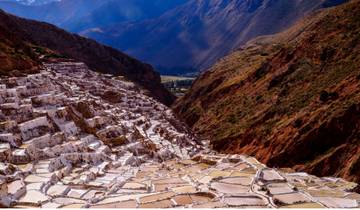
[0,20,39,76]
[0,9,175,106]
[174,0,360,183]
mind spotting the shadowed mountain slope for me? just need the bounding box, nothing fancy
[85,0,347,74]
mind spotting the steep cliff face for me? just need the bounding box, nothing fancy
[0,9,175,105]
[174,0,360,182]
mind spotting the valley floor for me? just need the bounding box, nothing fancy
[0,62,359,208]
[161,76,195,97]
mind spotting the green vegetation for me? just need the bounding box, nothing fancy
[161,75,195,96]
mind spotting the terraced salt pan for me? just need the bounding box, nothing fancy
[0,62,358,208]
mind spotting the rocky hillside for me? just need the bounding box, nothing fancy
[85,0,346,74]
[174,0,360,183]
[0,20,39,76]
[0,9,175,106]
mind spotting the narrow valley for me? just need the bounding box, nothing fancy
[0,0,359,209]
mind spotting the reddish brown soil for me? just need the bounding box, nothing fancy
[0,21,39,76]
[174,0,360,183]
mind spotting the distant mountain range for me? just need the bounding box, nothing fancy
[0,0,347,75]
[0,0,186,32]
[0,0,60,5]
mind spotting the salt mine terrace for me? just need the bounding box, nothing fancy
[0,62,359,208]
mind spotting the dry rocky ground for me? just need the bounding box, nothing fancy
[0,62,359,208]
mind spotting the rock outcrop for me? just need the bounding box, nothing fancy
[0,62,358,208]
